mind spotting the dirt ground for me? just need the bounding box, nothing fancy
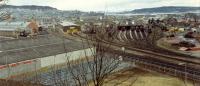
[157,38,200,58]
[102,68,195,86]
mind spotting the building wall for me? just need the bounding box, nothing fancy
[0,48,95,79]
[0,60,41,78]
[40,48,95,67]
[62,26,81,34]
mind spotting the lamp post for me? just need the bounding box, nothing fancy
[121,47,125,56]
[118,47,125,61]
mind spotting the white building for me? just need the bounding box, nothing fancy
[36,16,59,29]
[0,36,95,78]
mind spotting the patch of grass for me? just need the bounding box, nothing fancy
[102,68,194,86]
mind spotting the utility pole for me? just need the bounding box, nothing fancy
[184,63,187,86]
[121,47,125,54]
[178,62,187,86]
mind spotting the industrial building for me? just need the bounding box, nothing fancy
[36,16,58,29]
[0,35,94,78]
[59,21,81,34]
[0,21,39,38]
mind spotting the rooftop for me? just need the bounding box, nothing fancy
[0,35,89,65]
[60,21,77,26]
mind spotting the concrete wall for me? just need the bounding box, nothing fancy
[0,60,41,78]
[40,48,95,67]
[0,48,95,79]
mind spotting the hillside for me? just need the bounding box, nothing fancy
[0,5,57,10]
[0,5,104,21]
[126,6,200,14]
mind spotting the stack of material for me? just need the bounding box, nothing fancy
[179,47,188,51]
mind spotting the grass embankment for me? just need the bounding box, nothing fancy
[102,68,194,86]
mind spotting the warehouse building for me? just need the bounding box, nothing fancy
[0,35,95,78]
[36,16,58,29]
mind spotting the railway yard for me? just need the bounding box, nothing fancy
[1,0,200,85]
[75,19,200,84]
[92,24,200,83]
[0,13,200,85]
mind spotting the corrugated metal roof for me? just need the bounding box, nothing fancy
[0,35,90,65]
[60,21,76,26]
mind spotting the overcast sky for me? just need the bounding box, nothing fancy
[7,0,200,12]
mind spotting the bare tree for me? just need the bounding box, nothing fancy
[185,13,199,23]
[0,2,122,84]
[21,23,122,86]
[0,0,7,5]
[63,25,121,86]
[0,0,11,21]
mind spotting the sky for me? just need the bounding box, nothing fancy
[7,0,200,12]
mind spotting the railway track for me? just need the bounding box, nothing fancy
[111,31,200,64]
[75,33,200,82]
[75,33,200,65]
